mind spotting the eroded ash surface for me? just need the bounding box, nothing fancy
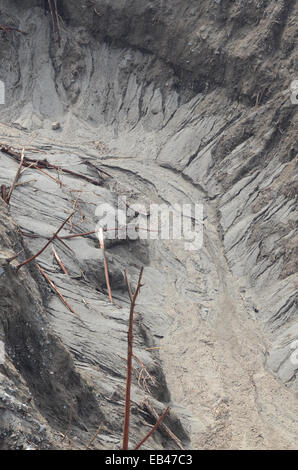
[0,0,297,450]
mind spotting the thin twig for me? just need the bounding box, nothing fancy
[80,159,112,178]
[20,225,156,243]
[20,230,75,255]
[69,199,78,232]
[54,0,60,39]
[52,246,70,276]
[15,179,37,188]
[47,0,57,43]
[60,229,97,240]
[133,353,156,394]
[59,225,156,240]
[98,228,113,302]
[56,236,75,255]
[0,144,103,186]
[134,407,170,450]
[124,269,133,302]
[122,267,144,450]
[85,422,104,450]
[36,264,79,317]
[143,400,184,450]
[4,250,24,265]
[0,184,9,204]
[0,25,26,34]
[16,212,74,271]
[61,399,75,443]
[33,164,63,187]
[117,353,156,394]
[6,148,24,204]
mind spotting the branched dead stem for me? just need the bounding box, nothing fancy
[122,267,144,450]
[16,212,74,271]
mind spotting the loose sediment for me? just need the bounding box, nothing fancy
[0,0,297,449]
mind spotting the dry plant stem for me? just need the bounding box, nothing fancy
[5,250,24,265]
[32,164,64,187]
[81,159,113,178]
[98,228,113,302]
[15,179,37,188]
[52,246,70,276]
[16,212,74,271]
[54,0,60,37]
[117,353,155,394]
[124,269,133,302]
[0,25,26,34]
[59,226,156,241]
[21,230,74,255]
[134,407,170,450]
[69,199,78,231]
[0,144,102,186]
[61,399,75,443]
[0,184,9,204]
[60,229,97,240]
[144,401,184,450]
[47,0,57,42]
[56,236,75,255]
[85,422,104,450]
[122,267,144,451]
[36,264,79,317]
[133,353,156,393]
[7,148,24,204]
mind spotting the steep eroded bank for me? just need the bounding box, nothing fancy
[0,0,297,449]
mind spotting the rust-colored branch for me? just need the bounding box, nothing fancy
[80,159,112,179]
[61,399,75,443]
[98,228,113,303]
[32,164,64,187]
[134,407,170,450]
[0,25,26,34]
[143,400,184,450]
[59,226,156,240]
[47,0,57,43]
[133,353,156,394]
[4,250,24,265]
[0,184,9,204]
[52,246,70,276]
[122,267,144,450]
[16,212,74,271]
[56,236,75,255]
[60,230,97,240]
[124,269,133,302]
[54,0,60,38]
[6,148,24,204]
[36,264,79,317]
[0,144,102,187]
[85,421,104,450]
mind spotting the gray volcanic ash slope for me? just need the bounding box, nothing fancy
[0,0,297,450]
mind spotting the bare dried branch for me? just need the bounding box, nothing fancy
[16,212,74,271]
[122,267,144,450]
[85,422,104,450]
[6,148,25,204]
[134,407,170,450]
[98,228,113,303]
[36,264,79,317]
[52,246,70,276]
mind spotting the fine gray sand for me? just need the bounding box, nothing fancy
[0,1,297,450]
